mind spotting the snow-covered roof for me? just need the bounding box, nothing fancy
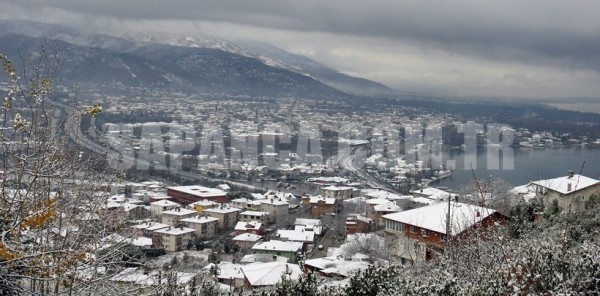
[150,200,180,207]
[410,187,458,200]
[111,268,195,286]
[373,203,402,212]
[260,198,289,206]
[132,222,170,231]
[161,208,197,216]
[131,237,152,247]
[240,210,269,216]
[204,206,241,214]
[304,257,370,278]
[233,233,262,242]
[308,195,336,205]
[322,185,354,191]
[363,190,412,201]
[382,202,498,236]
[215,262,245,280]
[531,174,600,194]
[241,254,288,264]
[167,185,227,198]
[180,215,219,224]
[277,229,315,242]
[234,221,263,231]
[189,199,219,207]
[365,198,393,205]
[241,262,302,286]
[252,240,303,252]
[153,226,195,236]
[295,218,322,226]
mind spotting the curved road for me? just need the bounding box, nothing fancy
[60,104,267,192]
[338,149,395,191]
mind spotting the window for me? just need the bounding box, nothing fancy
[410,225,417,233]
[421,229,429,236]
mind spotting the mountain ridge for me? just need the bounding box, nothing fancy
[0,20,392,98]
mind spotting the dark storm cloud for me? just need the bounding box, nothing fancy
[4,0,600,72]
[2,1,600,98]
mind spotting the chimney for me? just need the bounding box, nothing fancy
[568,170,574,178]
[567,183,572,191]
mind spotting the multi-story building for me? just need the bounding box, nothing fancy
[303,195,340,219]
[161,208,197,226]
[346,214,375,234]
[180,215,219,239]
[260,198,289,225]
[149,200,180,216]
[239,211,270,224]
[188,199,220,213]
[204,206,241,230]
[321,186,354,200]
[234,221,264,235]
[153,226,195,252]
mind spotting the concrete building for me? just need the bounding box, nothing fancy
[180,215,219,239]
[149,200,180,216]
[188,199,220,213]
[153,226,195,252]
[161,208,197,226]
[321,186,354,200]
[204,206,242,230]
[239,211,270,224]
[303,195,340,219]
[251,240,303,263]
[260,198,289,225]
[529,171,600,211]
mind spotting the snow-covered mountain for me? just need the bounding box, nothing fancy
[0,20,391,97]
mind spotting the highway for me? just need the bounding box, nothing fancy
[337,148,396,191]
[60,103,267,192]
[60,102,395,193]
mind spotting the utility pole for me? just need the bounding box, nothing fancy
[446,194,451,243]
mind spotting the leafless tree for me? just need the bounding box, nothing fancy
[459,171,515,214]
[0,45,140,295]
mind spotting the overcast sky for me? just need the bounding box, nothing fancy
[2,0,600,99]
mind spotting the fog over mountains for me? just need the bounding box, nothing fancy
[0,20,392,98]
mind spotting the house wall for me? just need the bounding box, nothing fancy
[383,212,508,263]
[184,221,217,239]
[310,201,340,219]
[240,213,269,224]
[322,189,352,200]
[346,219,374,234]
[543,184,600,211]
[253,249,298,263]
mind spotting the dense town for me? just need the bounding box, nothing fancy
[50,93,597,294]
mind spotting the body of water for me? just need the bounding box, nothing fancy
[432,147,600,190]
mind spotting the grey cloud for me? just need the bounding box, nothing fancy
[2,0,600,98]
[4,0,600,73]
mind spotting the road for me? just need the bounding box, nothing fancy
[338,148,395,191]
[59,104,268,192]
[61,102,395,193]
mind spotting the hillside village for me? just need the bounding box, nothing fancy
[87,169,600,294]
